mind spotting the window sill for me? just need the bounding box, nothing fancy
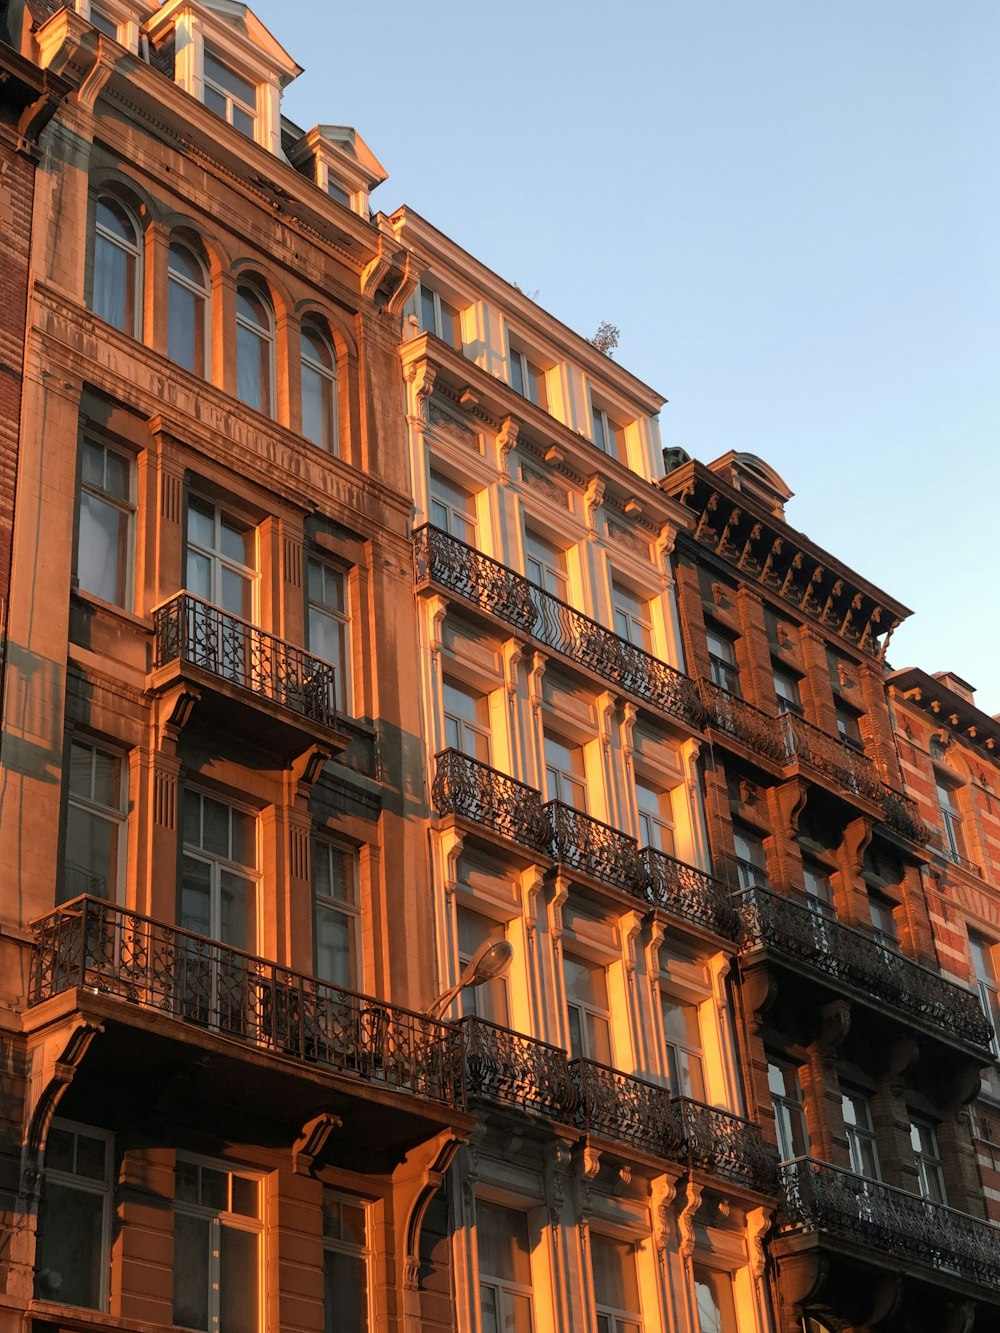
[71,588,153,634]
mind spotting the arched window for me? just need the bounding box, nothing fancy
[235,280,274,416]
[167,240,209,376]
[92,195,141,335]
[300,322,338,451]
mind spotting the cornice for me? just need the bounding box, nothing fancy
[888,667,1000,758]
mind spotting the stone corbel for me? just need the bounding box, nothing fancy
[841,816,874,882]
[645,917,668,997]
[521,871,546,946]
[880,1034,919,1095]
[746,1205,773,1279]
[548,877,569,943]
[460,1123,488,1211]
[597,692,618,752]
[502,639,525,701]
[22,1018,104,1197]
[650,1174,678,1250]
[360,233,393,302]
[437,827,465,900]
[817,999,851,1054]
[656,523,677,580]
[497,415,520,482]
[543,1136,573,1226]
[404,360,437,420]
[395,1129,466,1294]
[574,1143,602,1217]
[621,909,645,984]
[678,1180,703,1260]
[153,683,201,752]
[584,475,605,534]
[75,42,118,112]
[290,744,333,793]
[528,651,547,712]
[292,1113,343,1176]
[773,778,808,839]
[426,594,449,654]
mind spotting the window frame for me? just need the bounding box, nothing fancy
[456,906,510,1025]
[418,282,460,347]
[768,1058,809,1162]
[969,933,1000,1063]
[92,193,142,337]
[543,730,588,810]
[76,434,135,609]
[772,665,804,717]
[35,1118,115,1311]
[563,951,613,1065]
[300,321,339,453]
[589,395,624,460]
[910,1116,947,1205]
[64,738,128,904]
[443,677,492,764]
[186,494,257,621]
[611,580,653,651]
[692,1262,739,1333]
[306,556,352,714]
[202,47,258,140]
[705,625,740,696]
[167,239,211,378]
[590,1230,644,1333]
[635,778,675,856]
[180,787,259,952]
[936,774,969,863]
[842,1086,881,1180]
[321,1188,371,1333]
[428,469,477,545]
[312,839,362,991]
[660,992,707,1102]
[235,280,276,418]
[476,1199,535,1333]
[732,826,768,891]
[508,339,546,409]
[524,528,569,601]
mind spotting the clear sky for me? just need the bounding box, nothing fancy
[265,0,999,714]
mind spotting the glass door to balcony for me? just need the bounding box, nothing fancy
[185,496,255,687]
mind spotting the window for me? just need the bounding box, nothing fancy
[203,49,257,138]
[612,582,652,651]
[168,242,209,376]
[835,703,864,750]
[842,1088,880,1179]
[429,470,477,544]
[693,1265,738,1333]
[936,777,968,863]
[418,283,460,346]
[590,399,624,460]
[187,496,255,619]
[307,558,351,713]
[327,178,352,208]
[313,842,360,990]
[322,1190,370,1333]
[969,934,1000,1061]
[706,626,740,695]
[35,1120,113,1310]
[563,953,612,1064]
[235,282,274,416]
[661,996,706,1100]
[443,679,491,763]
[173,1156,262,1333]
[458,908,509,1023]
[732,826,768,891]
[635,780,674,855]
[590,1233,642,1333]
[910,1118,946,1204]
[92,195,140,335]
[868,892,898,951]
[64,741,126,903]
[544,732,587,809]
[180,789,257,952]
[509,340,546,408]
[300,324,338,451]
[524,529,568,600]
[768,1059,809,1162]
[802,861,835,918]
[76,436,133,607]
[89,7,118,38]
[773,666,803,717]
[477,1201,533,1333]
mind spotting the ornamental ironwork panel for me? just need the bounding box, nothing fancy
[781,713,885,804]
[153,592,336,729]
[572,1059,684,1160]
[641,847,737,938]
[780,1158,1000,1286]
[29,897,464,1106]
[462,1018,578,1121]
[546,801,644,897]
[701,682,787,763]
[432,749,550,854]
[675,1097,778,1193]
[879,787,931,845]
[736,886,994,1053]
[414,525,702,728]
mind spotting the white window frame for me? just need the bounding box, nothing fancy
[64,739,128,904]
[322,1189,371,1333]
[969,933,1000,1063]
[180,787,259,951]
[202,47,258,139]
[590,1231,643,1333]
[92,194,142,337]
[77,435,134,609]
[910,1116,947,1205]
[706,625,740,695]
[589,395,623,460]
[508,339,546,408]
[660,992,707,1102]
[524,529,569,601]
[563,951,613,1065]
[635,779,675,856]
[306,556,352,714]
[842,1087,881,1180]
[768,1058,809,1162]
[300,322,339,453]
[167,240,211,378]
[235,281,276,418]
[186,495,257,620]
[312,840,362,991]
[476,1199,535,1333]
[429,470,477,545]
[418,283,460,346]
[732,826,768,891]
[692,1261,739,1333]
[544,731,587,810]
[443,677,492,764]
[773,665,804,717]
[457,907,510,1025]
[36,1118,114,1311]
[612,580,653,651]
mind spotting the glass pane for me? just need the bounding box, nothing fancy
[419,287,436,333]
[693,1264,737,1333]
[93,233,130,331]
[229,807,254,868]
[567,1004,584,1060]
[96,197,133,242]
[172,1211,210,1330]
[309,606,345,669]
[103,448,129,500]
[339,1201,366,1246]
[509,350,525,396]
[200,1165,228,1211]
[220,1225,259,1333]
[81,438,106,488]
[302,327,333,370]
[187,497,215,548]
[237,324,265,412]
[479,1284,500,1333]
[587,1013,613,1066]
[662,998,701,1048]
[511,1293,534,1332]
[220,872,254,950]
[168,278,200,374]
[204,52,256,105]
[35,1180,105,1308]
[315,902,355,988]
[198,797,227,857]
[476,1202,531,1285]
[73,1132,106,1181]
[221,566,250,619]
[65,805,115,897]
[439,300,458,346]
[325,1249,367,1333]
[203,83,227,118]
[231,105,255,137]
[78,491,125,604]
[174,1157,199,1202]
[231,1174,259,1218]
[47,1127,76,1173]
[301,362,326,446]
[590,1233,639,1312]
[179,857,212,935]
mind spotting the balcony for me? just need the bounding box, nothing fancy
[30,896,465,1108]
[780,1157,1000,1290]
[151,593,343,749]
[736,886,994,1057]
[462,1017,578,1122]
[927,829,984,880]
[432,748,550,855]
[675,1096,777,1193]
[702,681,787,763]
[642,846,737,938]
[781,712,885,805]
[414,525,703,730]
[573,1058,683,1159]
[546,800,644,897]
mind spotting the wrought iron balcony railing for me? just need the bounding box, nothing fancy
[30,897,464,1106]
[152,592,337,730]
[781,712,885,805]
[641,847,737,938]
[675,1096,778,1193]
[927,829,984,880]
[414,525,703,729]
[462,1018,578,1122]
[431,749,551,854]
[780,1157,1000,1287]
[63,862,108,899]
[701,682,787,763]
[736,886,994,1054]
[546,800,644,897]
[572,1058,684,1160]
[879,786,931,845]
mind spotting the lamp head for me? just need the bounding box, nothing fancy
[461,937,514,988]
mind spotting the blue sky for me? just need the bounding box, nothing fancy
[268,0,999,714]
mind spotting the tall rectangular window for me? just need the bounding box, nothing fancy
[661,996,706,1101]
[706,626,740,695]
[772,666,803,717]
[180,789,257,951]
[173,1156,262,1333]
[477,1201,534,1333]
[612,582,652,651]
[524,529,568,601]
[842,1088,880,1179]
[35,1120,113,1309]
[910,1118,947,1204]
[77,437,133,607]
[509,341,546,408]
[969,934,1000,1061]
[590,1232,642,1333]
[732,826,768,891]
[937,777,969,862]
[768,1059,809,1161]
[564,953,612,1064]
[313,842,361,990]
[835,702,864,750]
[590,400,624,460]
[868,892,899,951]
[418,284,460,346]
[429,470,477,544]
[322,1190,370,1333]
[544,732,587,810]
[203,50,256,138]
[186,496,255,620]
[635,780,675,855]
[693,1265,738,1333]
[64,741,127,902]
[443,678,491,763]
[307,558,352,713]
[457,908,509,1024]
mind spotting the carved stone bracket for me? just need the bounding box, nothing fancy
[404,360,437,418]
[543,1136,573,1226]
[650,1174,678,1251]
[817,999,851,1054]
[395,1129,467,1296]
[584,476,605,532]
[497,415,520,481]
[574,1142,602,1218]
[292,1112,343,1176]
[153,683,201,752]
[290,743,333,793]
[22,1018,104,1197]
[678,1180,703,1260]
[746,1204,773,1279]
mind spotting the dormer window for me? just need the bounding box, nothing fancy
[590,394,625,459]
[203,49,257,138]
[90,7,118,37]
[327,179,351,208]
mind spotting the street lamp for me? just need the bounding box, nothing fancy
[426,937,514,1021]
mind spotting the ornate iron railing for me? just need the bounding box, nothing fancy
[414,526,703,728]
[462,1018,578,1121]
[572,1059,684,1159]
[927,829,984,879]
[642,847,737,938]
[879,786,931,845]
[63,863,108,899]
[546,801,644,896]
[675,1097,777,1193]
[781,713,885,804]
[736,886,994,1053]
[152,592,337,729]
[30,897,464,1105]
[780,1158,1000,1286]
[432,749,551,854]
[701,682,786,763]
